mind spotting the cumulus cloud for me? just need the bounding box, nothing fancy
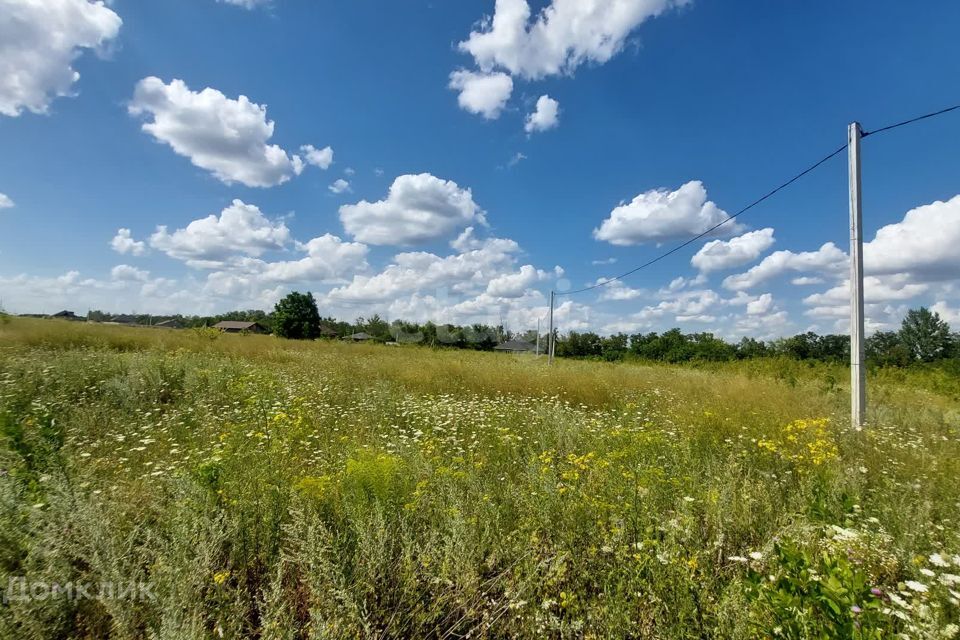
[791,276,824,286]
[485,264,553,298]
[596,279,644,302]
[300,144,333,169]
[327,234,522,304]
[458,0,683,80]
[745,293,773,315]
[129,77,304,187]
[110,264,149,282]
[149,200,291,267]
[863,194,960,282]
[593,181,744,246]
[722,242,847,291]
[339,173,485,245]
[931,301,960,326]
[524,94,559,133]
[203,234,369,300]
[803,274,929,307]
[448,70,514,119]
[329,178,351,194]
[691,228,775,273]
[111,228,146,256]
[0,193,14,209]
[0,0,122,117]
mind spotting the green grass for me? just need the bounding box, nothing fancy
[0,318,958,638]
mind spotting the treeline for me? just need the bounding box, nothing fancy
[557,307,959,366]
[87,296,958,368]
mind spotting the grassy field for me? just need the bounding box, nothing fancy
[0,318,958,639]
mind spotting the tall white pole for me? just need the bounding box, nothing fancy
[547,291,555,365]
[848,122,866,427]
[536,317,541,356]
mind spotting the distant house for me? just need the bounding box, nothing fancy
[318,325,339,339]
[108,314,138,325]
[213,321,268,334]
[155,319,184,329]
[494,339,536,354]
[345,332,373,342]
[51,310,84,321]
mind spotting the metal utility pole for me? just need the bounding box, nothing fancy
[547,291,555,365]
[848,122,866,427]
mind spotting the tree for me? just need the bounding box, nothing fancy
[865,331,910,367]
[899,307,951,362]
[273,291,321,340]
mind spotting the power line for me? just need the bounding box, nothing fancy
[558,101,960,298]
[558,143,848,296]
[862,103,960,138]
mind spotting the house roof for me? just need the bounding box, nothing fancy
[347,332,373,340]
[318,325,338,336]
[494,340,536,352]
[213,321,263,330]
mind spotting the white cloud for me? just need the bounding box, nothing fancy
[745,293,773,315]
[791,276,824,286]
[0,193,14,209]
[448,69,514,119]
[592,257,617,265]
[931,301,960,326]
[596,279,644,301]
[722,242,846,291]
[803,274,929,307]
[525,94,559,133]
[326,234,522,304]
[329,178,351,194]
[0,0,121,117]
[458,0,683,80]
[593,181,744,246]
[300,144,333,169]
[485,264,552,298]
[110,264,149,282]
[339,173,485,245]
[863,194,960,282]
[506,152,527,168]
[149,200,291,267]
[110,228,146,256]
[218,0,271,8]
[203,233,369,300]
[691,228,775,273]
[129,77,304,187]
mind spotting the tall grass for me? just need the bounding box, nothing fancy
[0,318,957,638]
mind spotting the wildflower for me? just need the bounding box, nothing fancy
[919,568,935,578]
[213,570,230,585]
[850,605,862,614]
[728,556,748,563]
[929,553,949,567]
[904,580,928,593]
[749,551,763,561]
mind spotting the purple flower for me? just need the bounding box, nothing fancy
[851,605,862,614]
[870,587,883,597]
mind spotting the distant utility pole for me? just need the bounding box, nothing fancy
[536,317,541,356]
[848,122,866,427]
[548,291,555,365]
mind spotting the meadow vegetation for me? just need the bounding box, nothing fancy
[0,318,958,638]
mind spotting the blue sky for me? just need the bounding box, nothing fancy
[1,0,959,339]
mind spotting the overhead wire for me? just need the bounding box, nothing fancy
[557,102,960,297]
